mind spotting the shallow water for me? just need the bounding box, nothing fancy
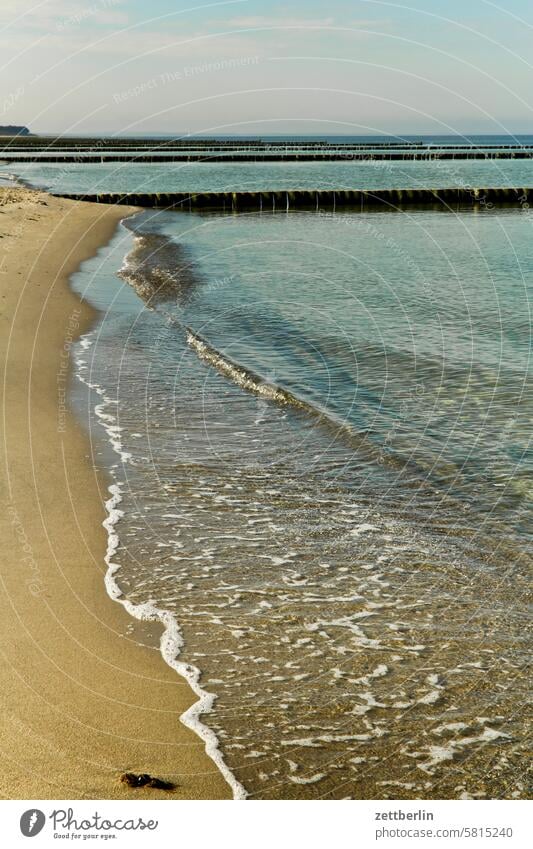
[68,197,532,799]
[5,156,533,195]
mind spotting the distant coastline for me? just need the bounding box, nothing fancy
[0,125,31,136]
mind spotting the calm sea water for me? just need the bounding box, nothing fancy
[20,157,533,798]
[3,157,533,194]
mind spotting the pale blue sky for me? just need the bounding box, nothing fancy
[2,0,533,135]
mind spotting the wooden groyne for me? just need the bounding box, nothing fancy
[0,141,424,152]
[5,150,533,163]
[2,136,533,152]
[54,187,533,211]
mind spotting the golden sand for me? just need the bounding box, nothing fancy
[0,187,231,799]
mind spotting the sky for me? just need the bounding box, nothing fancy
[2,0,533,136]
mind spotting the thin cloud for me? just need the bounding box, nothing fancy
[223,17,385,33]
[226,17,336,29]
[0,0,127,29]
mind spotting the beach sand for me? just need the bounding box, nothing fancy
[0,187,231,799]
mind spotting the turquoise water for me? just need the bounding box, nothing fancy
[67,181,532,800]
[4,157,533,194]
[142,207,532,523]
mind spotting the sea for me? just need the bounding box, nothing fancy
[2,139,531,799]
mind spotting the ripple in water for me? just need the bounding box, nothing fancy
[71,206,531,799]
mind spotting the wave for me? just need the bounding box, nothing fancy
[187,328,308,408]
[185,328,431,481]
[118,231,197,307]
[103,479,247,800]
[184,329,494,524]
[74,325,247,800]
[117,221,498,527]
[117,231,383,456]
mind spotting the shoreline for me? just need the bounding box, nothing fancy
[0,187,232,799]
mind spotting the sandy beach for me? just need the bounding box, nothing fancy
[0,187,231,800]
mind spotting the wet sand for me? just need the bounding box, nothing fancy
[0,187,231,799]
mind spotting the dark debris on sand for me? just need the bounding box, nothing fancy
[120,772,176,791]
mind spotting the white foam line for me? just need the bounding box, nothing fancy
[74,321,247,800]
[103,482,247,800]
